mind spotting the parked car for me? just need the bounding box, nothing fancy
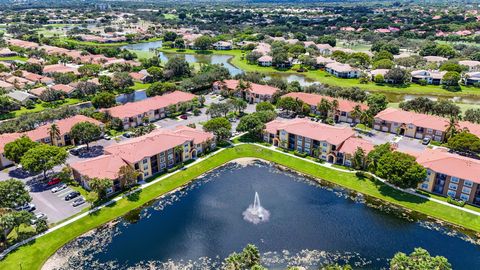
[31,212,47,224]
[349,122,356,127]
[16,203,36,212]
[65,191,81,201]
[103,134,111,140]
[123,132,132,138]
[69,148,79,156]
[422,137,431,145]
[180,114,188,120]
[47,178,61,186]
[51,184,68,193]
[72,197,86,207]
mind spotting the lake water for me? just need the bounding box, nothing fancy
[121,40,163,51]
[46,161,480,270]
[115,90,147,104]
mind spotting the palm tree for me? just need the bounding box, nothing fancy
[48,124,61,145]
[174,145,184,163]
[444,116,460,142]
[349,105,363,122]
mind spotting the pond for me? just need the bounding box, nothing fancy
[45,161,480,270]
[120,40,163,51]
[115,90,147,104]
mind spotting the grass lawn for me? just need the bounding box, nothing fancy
[2,144,480,269]
[0,56,28,61]
[388,102,480,112]
[163,14,178,20]
[131,49,156,59]
[10,98,82,118]
[131,82,152,90]
[56,37,162,48]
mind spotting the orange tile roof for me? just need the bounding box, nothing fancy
[265,118,355,145]
[172,126,214,145]
[0,133,22,153]
[283,92,368,112]
[416,148,480,184]
[105,91,196,119]
[51,84,75,94]
[337,137,375,155]
[70,154,127,180]
[26,115,102,142]
[214,80,279,96]
[43,64,79,75]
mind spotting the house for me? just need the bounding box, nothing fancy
[282,92,368,123]
[0,115,103,169]
[29,87,48,97]
[71,126,215,192]
[0,48,17,57]
[129,70,150,83]
[464,72,480,85]
[369,69,389,80]
[325,62,359,78]
[213,41,232,50]
[336,137,375,167]
[423,56,448,64]
[51,84,75,96]
[4,75,35,88]
[0,80,15,91]
[316,44,333,55]
[213,80,279,103]
[415,148,480,206]
[43,64,80,75]
[104,91,197,129]
[459,60,480,72]
[257,55,273,66]
[410,70,446,85]
[373,108,480,142]
[20,71,54,85]
[252,43,271,55]
[6,90,38,105]
[264,118,355,163]
[315,56,335,68]
[7,39,39,49]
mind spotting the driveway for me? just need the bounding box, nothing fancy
[360,129,427,153]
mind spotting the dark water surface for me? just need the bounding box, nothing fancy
[49,162,480,269]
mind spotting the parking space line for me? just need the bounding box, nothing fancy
[56,189,72,197]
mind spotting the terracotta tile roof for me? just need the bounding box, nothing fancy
[105,91,196,119]
[337,137,375,155]
[29,86,48,96]
[375,108,480,137]
[43,64,79,75]
[51,84,75,94]
[326,62,358,73]
[172,126,214,145]
[214,80,279,96]
[265,118,355,145]
[70,154,127,180]
[416,148,480,184]
[26,115,102,142]
[0,115,102,154]
[7,39,39,49]
[71,126,213,179]
[0,80,14,89]
[283,92,368,112]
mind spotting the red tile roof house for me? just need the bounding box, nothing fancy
[0,115,103,169]
[103,91,197,130]
[282,92,369,123]
[264,118,356,164]
[20,71,54,85]
[212,80,279,103]
[50,84,76,96]
[70,126,214,193]
[336,137,375,167]
[7,39,39,49]
[373,108,480,142]
[415,148,480,206]
[43,64,80,76]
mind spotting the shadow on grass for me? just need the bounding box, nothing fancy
[377,182,429,204]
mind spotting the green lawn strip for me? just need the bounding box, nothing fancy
[56,37,162,47]
[11,98,83,117]
[1,144,480,270]
[131,82,152,90]
[0,56,28,61]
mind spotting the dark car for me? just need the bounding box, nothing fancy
[123,132,132,138]
[65,191,81,201]
[69,148,79,156]
[422,137,431,145]
[180,114,188,120]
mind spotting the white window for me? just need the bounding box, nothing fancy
[427,129,433,134]
[160,163,166,169]
[464,180,473,187]
[426,170,431,176]
[447,190,456,198]
[143,172,149,177]
[421,183,429,189]
[408,124,414,129]
[460,193,470,201]
[462,187,472,194]
[305,143,311,148]
[143,159,148,164]
[322,143,328,147]
[143,164,148,170]
[448,183,458,191]
[450,177,459,184]
[321,155,326,159]
[435,130,443,136]
[160,157,165,162]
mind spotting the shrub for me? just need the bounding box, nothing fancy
[355,171,367,178]
[447,196,465,207]
[293,151,308,158]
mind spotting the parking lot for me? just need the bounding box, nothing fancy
[358,129,428,153]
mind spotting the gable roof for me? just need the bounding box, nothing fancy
[214,80,279,96]
[283,92,368,112]
[265,118,355,145]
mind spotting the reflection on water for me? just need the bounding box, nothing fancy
[115,90,147,104]
[120,40,163,51]
[46,162,480,270]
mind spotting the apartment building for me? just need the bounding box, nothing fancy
[374,108,480,142]
[264,118,355,163]
[416,148,480,206]
[71,126,215,192]
[325,62,360,78]
[104,91,197,129]
[282,92,368,123]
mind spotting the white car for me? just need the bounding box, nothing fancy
[31,212,47,224]
[51,184,68,193]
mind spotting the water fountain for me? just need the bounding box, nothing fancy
[243,192,270,224]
